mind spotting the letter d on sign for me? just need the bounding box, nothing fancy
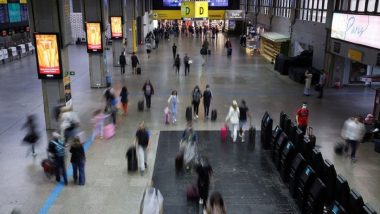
[200,7,204,15]
[186,7,190,15]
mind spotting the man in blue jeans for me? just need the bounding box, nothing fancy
[49,132,68,185]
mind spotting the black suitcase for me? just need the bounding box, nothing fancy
[208,49,211,55]
[227,48,232,56]
[375,140,380,153]
[138,100,144,111]
[334,142,345,155]
[126,146,138,172]
[186,106,192,121]
[175,152,184,172]
[248,126,256,145]
[211,109,217,121]
[307,127,316,146]
[136,67,141,75]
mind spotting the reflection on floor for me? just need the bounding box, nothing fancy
[153,131,299,214]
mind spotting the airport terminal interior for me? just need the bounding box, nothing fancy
[0,0,380,214]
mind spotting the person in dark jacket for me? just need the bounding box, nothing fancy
[184,54,190,76]
[22,114,39,157]
[120,86,129,115]
[172,43,177,59]
[48,132,68,185]
[196,157,213,206]
[119,52,126,75]
[142,80,154,109]
[203,85,213,119]
[130,52,140,75]
[174,54,181,75]
[70,138,86,185]
[192,86,202,119]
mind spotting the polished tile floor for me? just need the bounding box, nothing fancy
[0,33,378,213]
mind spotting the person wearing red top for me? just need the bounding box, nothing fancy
[296,102,309,135]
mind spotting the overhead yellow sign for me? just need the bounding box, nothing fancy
[0,0,7,4]
[208,10,225,20]
[181,1,208,19]
[152,10,181,20]
[20,0,27,3]
[348,49,363,62]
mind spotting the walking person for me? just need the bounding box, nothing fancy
[239,100,250,142]
[142,80,154,109]
[48,132,68,185]
[168,90,179,124]
[174,54,181,75]
[70,138,86,185]
[225,100,240,143]
[200,45,207,66]
[131,52,140,75]
[120,86,129,115]
[304,70,313,96]
[155,36,159,49]
[134,122,150,176]
[296,102,309,135]
[22,114,39,157]
[206,192,227,214]
[192,86,202,119]
[172,43,177,59]
[195,157,213,206]
[146,42,152,59]
[203,85,213,118]
[317,70,326,99]
[119,52,126,75]
[184,53,191,76]
[341,117,365,162]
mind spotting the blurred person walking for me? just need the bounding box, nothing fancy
[172,43,177,59]
[239,100,251,142]
[142,80,154,109]
[341,117,365,162]
[131,52,140,75]
[134,122,150,176]
[225,100,240,143]
[59,106,80,144]
[192,86,202,119]
[119,52,126,75]
[317,70,326,99]
[203,85,213,119]
[184,53,191,76]
[168,90,179,124]
[304,70,313,96]
[174,54,181,75]
[146,42,152,59]
[70,138,86,185]
[120,86,129,115]
[195,157,213,206]
[48,132,68,185]
[22,114,40,157]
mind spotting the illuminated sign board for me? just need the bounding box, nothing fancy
[163,0,228,7]
[181,1,208,19]
[34,33,62,79]
[0,0,7,4]
[110,16,123,39]
[331,13,380,50]
[86,22,103,53]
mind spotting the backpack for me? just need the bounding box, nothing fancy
[193,91,201,102]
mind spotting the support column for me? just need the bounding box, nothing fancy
[82,0,109,88]
[366,65,373,86]
[124,0,137,53]
[110,0,124,67]
[28,0,72,130]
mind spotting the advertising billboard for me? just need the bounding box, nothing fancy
[0,4,8,23]
[110,16,123,39]
[331,13,380,50]
[85,22,102,53]
[8,3,21,23]
[164,0,228,7]
[34,33,62,79]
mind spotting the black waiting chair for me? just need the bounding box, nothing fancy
[304,178,326,214]
[328,200,346,214]
[295,165,317,210]
[322,159,337,206]
[289,153,307,198]
[347,189,364,214]
[311,148,324,178]
[335,174,350,209]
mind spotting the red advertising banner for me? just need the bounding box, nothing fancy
[86,22,102,52]
[111,16,123,39]
[34,33,62,79]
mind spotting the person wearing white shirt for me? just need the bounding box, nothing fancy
[225,100,240,143]
[341,117,365,162]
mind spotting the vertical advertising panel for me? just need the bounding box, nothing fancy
[34,33,62,79]
[8,3,21,23]
[110,16,123,39]
[195,1,208,19]
[86,22,103,53]
[181,1,195,19]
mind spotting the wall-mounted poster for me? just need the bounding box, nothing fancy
[8,3,21,23]
[110,16,122,39]
[34,33,63,79]
[86,22,102,53]
[0,4,8,23]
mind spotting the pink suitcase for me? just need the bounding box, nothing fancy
[103,123,115,139]
[221,125,228,142]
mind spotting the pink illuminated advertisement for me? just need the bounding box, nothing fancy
[331,13,380,50]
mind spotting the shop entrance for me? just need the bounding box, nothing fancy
[350,61,367,83]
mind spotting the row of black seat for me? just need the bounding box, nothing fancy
[260,112,377,214]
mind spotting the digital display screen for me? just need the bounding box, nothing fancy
[8,3,21,23]
[331,13,380,50]
[0,4,8,24]
[34,33,62,79]
[21,4,28,21]
[86,22,103,53]
[110,16,122,39]
[163,0,228,7]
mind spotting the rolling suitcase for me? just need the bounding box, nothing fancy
[227,48,232,56]
[136,67,141,75]
[334,142,345,155]
[307,127,316,147]
[138,100,144,111]
[375,140,380,153]
[186,106,192,122]
[186,184,199,200]
[248,125,256,145]
[126,146,138,172]
[103,123,115,139]
[221,125,228,142]
[211,109,217,121]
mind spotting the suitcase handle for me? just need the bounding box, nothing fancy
[308,127,313,136]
